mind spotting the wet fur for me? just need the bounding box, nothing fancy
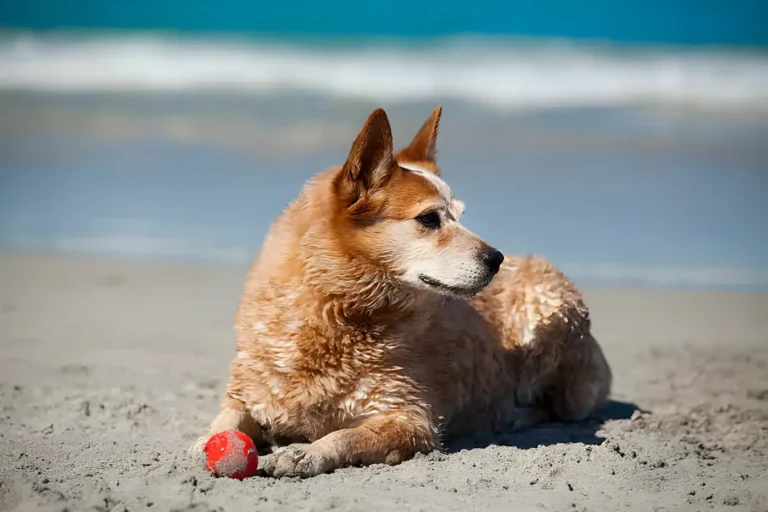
[192,107,612,478]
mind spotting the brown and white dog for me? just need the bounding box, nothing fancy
[191,106,612,478]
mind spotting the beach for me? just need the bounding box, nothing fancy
[1,251,767,511]
[1,24,768,511]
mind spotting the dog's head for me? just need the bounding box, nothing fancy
[330,107,503,298]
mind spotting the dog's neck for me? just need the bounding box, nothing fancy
[298,240,436,331]
[305,262,426,328]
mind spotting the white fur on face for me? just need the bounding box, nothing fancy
[385,163,487,294]
[399,163,465,221]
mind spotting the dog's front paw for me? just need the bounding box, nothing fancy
[260,443,335,478]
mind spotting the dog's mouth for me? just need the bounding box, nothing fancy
[418,274,487,297]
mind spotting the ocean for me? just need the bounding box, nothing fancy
[1,1,767,292]
[3,0,768,46]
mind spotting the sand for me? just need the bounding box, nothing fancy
[1,251,767,512]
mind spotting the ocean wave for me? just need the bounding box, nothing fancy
[2,32,768,112]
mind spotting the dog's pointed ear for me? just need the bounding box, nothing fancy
[396,106,442,168]
[337,108,395,205]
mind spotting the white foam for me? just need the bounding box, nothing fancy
[2,32,768,112]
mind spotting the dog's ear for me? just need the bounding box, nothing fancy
[336,108,396,205]
[395,106,442,169]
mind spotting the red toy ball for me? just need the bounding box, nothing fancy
[203,431,259,480]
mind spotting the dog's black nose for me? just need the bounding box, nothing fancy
[480,248,504,274]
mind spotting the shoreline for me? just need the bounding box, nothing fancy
[4,248,767,295]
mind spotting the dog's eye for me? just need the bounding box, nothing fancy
[416,211,441,229]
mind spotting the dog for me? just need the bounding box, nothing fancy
[191,106,612,478]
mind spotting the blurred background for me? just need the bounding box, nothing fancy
[1,0,767,292]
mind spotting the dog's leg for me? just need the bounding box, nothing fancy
[188,395,264,465]
[261,412,436,478]
[548,334,612,422]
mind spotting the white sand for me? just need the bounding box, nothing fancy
[1,251,767,511]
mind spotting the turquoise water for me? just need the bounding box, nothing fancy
[1,2,767,292]
[2,0,767,46]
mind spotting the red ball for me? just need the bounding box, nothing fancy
[203,431,259,480]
